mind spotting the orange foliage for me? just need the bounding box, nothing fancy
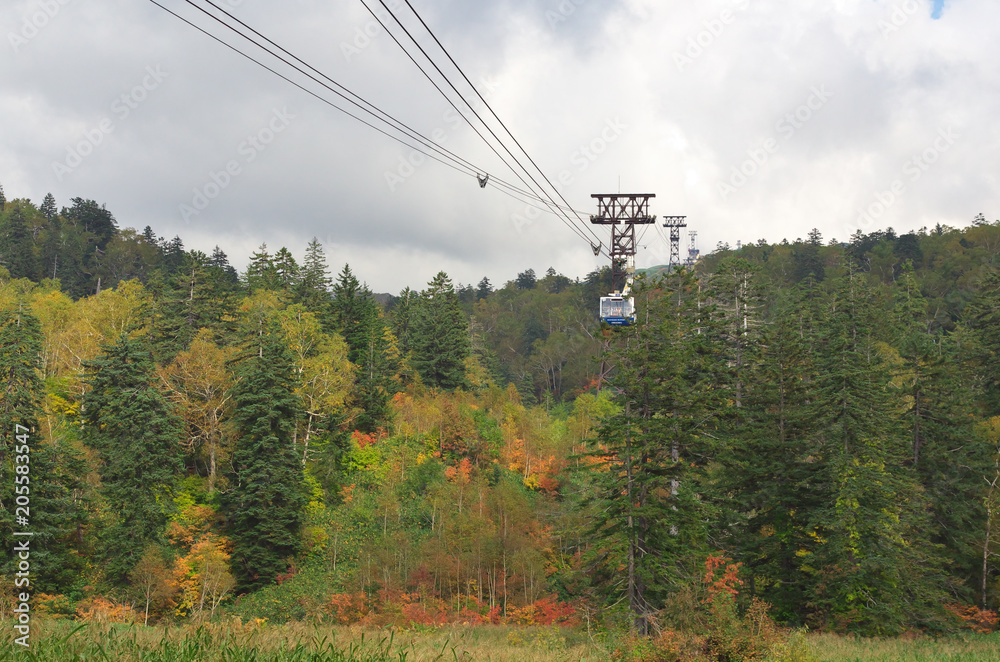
[702,552,743,604]
[945,603,999,633]
[352,430,376,449]
[75,596,138,624]
[444,458,473,485]
[507,595,579,626]
[326,592,370,624]
[322,590,575,627]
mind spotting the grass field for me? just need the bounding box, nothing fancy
[2,620,998,661]
[806,632,1000,662]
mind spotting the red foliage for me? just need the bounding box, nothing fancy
[326,592,370,624]
[351,430,377,449]
[702,552,743,605]
[322,590,575,627]
[275,565,297,585]
[945,603,999,633]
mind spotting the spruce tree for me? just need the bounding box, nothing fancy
[82,333,184,584]
[717,286,821,622]
[584,270,720,634]
[806,266,946,633]
[0,306,87,592]
[40,193,57,222]
[0,306,45,569]
[892,272,986,596]
[411,271,469,390]
[1,206,40,280]
[244,243,280,292]
[331,265,399,430]
[224,317,307,590]
[295,238,334,329]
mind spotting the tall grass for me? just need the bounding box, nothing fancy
[0,620,608,661]
[807,632,1000,662]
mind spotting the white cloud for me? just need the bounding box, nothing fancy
[0,0,996,292]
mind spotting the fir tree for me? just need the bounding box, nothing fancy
[0,306,45,568]
[0,206,39,279]
[295,238,334,329]
[0,182,5,211]
[273,247,300,292]
[224,317,307,590]
[39,193,57,222]
[475,277,493,301]
[331,265,399,430]
[244,243,280,292]
[806,267,946,633]
[82,333,184,584]
[411,271,469,390]
[584,270,720,634]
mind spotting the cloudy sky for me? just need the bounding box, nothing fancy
[2,0,996,293]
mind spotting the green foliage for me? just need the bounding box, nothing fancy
[224,316,308,591]
[81,332,185,584]
[410,272,469,390]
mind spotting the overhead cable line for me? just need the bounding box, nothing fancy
[194,0,592,219]
[148,0,471,179]
[151,0,603,250]
[399,0,597,234]
[362,0,605,249]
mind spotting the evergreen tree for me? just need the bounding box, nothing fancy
[892,269,986,595]
[0,306,44,567]
[793,228,825,283]
[0,309,89,592]
[411,271,469,390]
[63,197,116,250]
[151,250,224,361]
[331,265,399,431]
[273,247,300,292]
[224,317,307,590]
[40,193,57,222]
[475,277,493,301]
[583,271,719,634]
[806,267,946,633]
[967,270,1000,415]
[295,238,334,329]
[0,182,5,211]
[160,235,185,274]
[82,334,184,584]
[244,243,280,292]
[390,286,417,354]
[0,206,39,279]
[718,286,821,622]
[516,268,537,290]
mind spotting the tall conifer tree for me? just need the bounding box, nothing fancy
[224,316,307,590]
[82,333,183,583]
[411,271,469,390]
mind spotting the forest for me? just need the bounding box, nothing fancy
[2,183,1000,656]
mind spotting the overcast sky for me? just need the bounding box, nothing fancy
[2,0,996,293]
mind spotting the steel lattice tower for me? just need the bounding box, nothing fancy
[589,194,656,294]
[662,216,688,268]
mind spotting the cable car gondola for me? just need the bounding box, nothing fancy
[600,295,635,326]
